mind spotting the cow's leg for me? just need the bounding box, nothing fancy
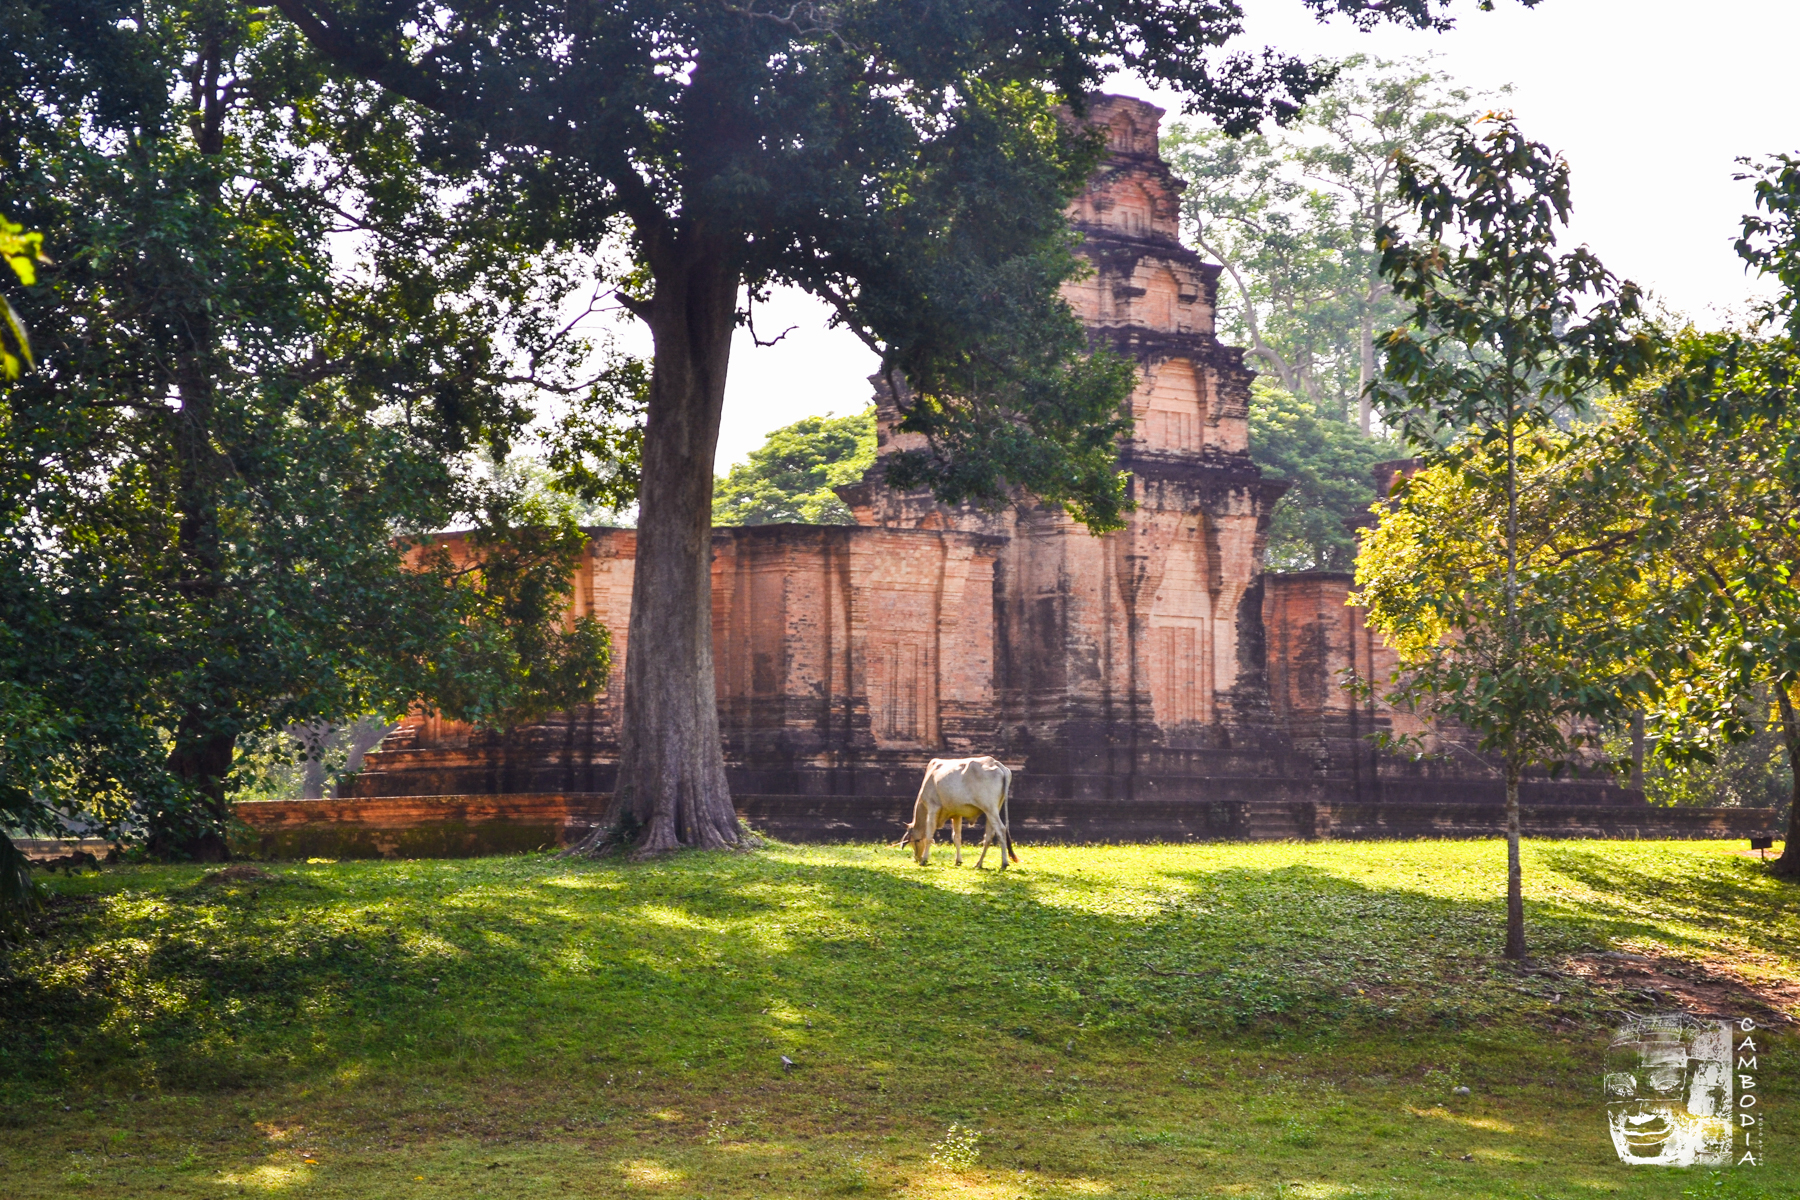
[976,819,992,869]
[952,817,964,866]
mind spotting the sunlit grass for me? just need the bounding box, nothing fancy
[0,839,1795,1197]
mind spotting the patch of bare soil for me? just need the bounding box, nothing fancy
[1556,949,1800,1025]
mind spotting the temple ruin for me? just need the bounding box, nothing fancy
[312,95,1755,847]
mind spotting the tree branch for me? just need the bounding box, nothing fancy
[1189,222,1307,400]
[266,0,666,230]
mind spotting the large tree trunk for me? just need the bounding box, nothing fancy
[1503,759,1526,959]
[152,720,236,863]
[149,293,238,861]
[583,242,741,855]
[145,55,239,862]
[1769,686,1800,878]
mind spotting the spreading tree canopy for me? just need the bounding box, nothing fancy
[1165,54,1491,432]
[1542,157,1800,875]
[1570,330,1800,871]
[0,0,621,866]
[266,0,1542,854]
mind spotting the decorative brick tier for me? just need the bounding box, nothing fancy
[234,795,585,859]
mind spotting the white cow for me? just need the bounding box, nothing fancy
[897,756,1018,868]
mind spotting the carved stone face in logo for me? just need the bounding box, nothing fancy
[1604,1014,1732,1166]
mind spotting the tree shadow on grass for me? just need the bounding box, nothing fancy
[3,846,1785,1104]
[1532,844,1800,960]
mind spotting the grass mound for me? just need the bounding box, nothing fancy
[1,839,1795,1197]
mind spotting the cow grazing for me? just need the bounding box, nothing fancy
[897,756,1018,868]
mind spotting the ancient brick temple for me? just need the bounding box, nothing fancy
[342,95,1729,843]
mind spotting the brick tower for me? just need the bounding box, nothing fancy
[841,94,1287,786]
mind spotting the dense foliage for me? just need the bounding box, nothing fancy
[0,0,624,864]
[1165,56,1490,434]
[1167,58,1473,567]
[1359,149,1800,898]
[0,213,42,380]
[713,409,876,528]
[1248,379,1400,571]
[1570,324,1800,873]
[1390,157,1800,868]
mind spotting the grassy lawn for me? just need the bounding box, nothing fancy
[2,838,1797,1198]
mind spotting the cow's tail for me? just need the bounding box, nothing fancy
[1003,767,1019,864]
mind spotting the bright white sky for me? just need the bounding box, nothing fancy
[680,0,1799,471]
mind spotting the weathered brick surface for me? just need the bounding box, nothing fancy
[234,793,586,858]
[336,94,1751,843]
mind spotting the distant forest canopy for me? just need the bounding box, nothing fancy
[1165,54,1494,572]
[712,409,876,528]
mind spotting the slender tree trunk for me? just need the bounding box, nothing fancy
[1501,384,1525,959]
[156,458,235,861]
[1504,758,1526,959]
[1357,290,1376,434]
[151,299,239,860]
[1190,227,1305,399]
[1629,709,1645,793]
[1769,685,1800,877]
[583,241,741,855]
[1358,193,1385,434]
[0,831,35,915]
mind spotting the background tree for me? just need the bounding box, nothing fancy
[0,0,621,863]
[1249,378,1399,570]
[1356,115,1655,958]
[1524,157,1800,875]
[713,408,876,527]
[1584,327,1800,876]
[1164,57,1473,568]
[1717,153,1800,873]
[268,0,1523,855]
[1370,155,1800,881]
[1165,55,1490,432]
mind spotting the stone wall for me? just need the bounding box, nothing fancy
[235,791,1775,857]
[352,523,1010,799]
